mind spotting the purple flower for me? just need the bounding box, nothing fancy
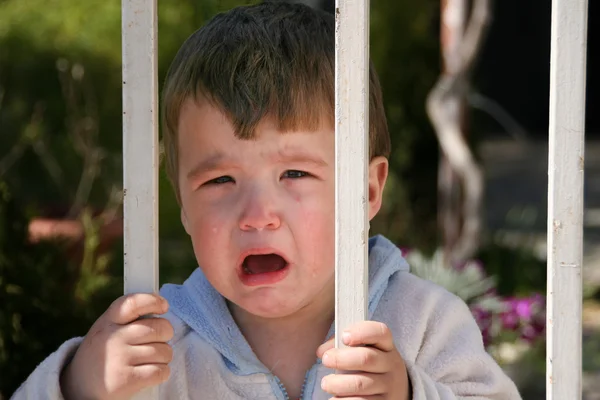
[520,323,542,343]
[471,306,492,331]
[500,310,519,330]
[472,293,547,348]
[515,298,533,319]
[397,247,412,257]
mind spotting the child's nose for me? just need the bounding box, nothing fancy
[238,189,281,232]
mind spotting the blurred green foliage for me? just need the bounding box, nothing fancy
[0,182,123,396]
[0,0,443,396]
[476,244,546,296]
[370,0,440,251]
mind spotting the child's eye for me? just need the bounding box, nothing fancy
[206,176,234,185]
[282,170,309,179]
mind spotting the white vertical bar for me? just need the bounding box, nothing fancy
[122,0,159,295]
[122,0,159,398]
[547,0,588,398]
[334,0,370,349]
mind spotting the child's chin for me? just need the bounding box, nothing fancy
[238,296,304,320]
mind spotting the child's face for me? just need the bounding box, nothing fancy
[177,97,336,319]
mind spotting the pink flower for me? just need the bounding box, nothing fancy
[500,310,519,330]
[515,298,533,319]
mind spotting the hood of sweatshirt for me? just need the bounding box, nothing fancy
[160,234,409,375]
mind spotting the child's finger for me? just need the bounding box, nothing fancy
[107,294,169,325]
[127,343,174,366]
[322,346,391,373]
[316,337,335,358]
[321,372,385,397]
[121,318,174,345]
[127,363,171,394]
[342,321,395,352]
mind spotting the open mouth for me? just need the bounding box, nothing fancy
[242,254,287,274]
[238,251,290,286]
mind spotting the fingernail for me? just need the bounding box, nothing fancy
[342,331,351,344]
[322,352,329,363]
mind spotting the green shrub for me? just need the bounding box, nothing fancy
[0,184,121,397]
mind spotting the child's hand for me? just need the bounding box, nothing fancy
[60,293,174,400]
[317,321,410,400]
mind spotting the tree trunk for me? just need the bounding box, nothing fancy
[428,0,492,265]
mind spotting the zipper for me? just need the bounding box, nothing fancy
[299,374,308,399]
[274,376,289,399]
[274,372,308,400]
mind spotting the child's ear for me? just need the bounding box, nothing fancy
[368,156,389,221]
[181,209,191,235]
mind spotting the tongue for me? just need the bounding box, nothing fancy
[243,254,286,274]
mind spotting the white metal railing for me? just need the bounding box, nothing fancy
[122,0,159,399]
[547,0,588,398]
[121,0,589,398]
[334,0,370,350]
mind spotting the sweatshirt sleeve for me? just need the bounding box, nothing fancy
[404,291,521,400]
[11,337,83,400]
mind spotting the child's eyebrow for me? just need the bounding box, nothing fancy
[185,149,328,181]
[185,153,234,180]
[273,149,329,167]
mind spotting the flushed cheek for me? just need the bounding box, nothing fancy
[209,223,221,236]
[184,198,232,234]
[188,221,232,289]
[186,212,229,257]
[294,207,334,273]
